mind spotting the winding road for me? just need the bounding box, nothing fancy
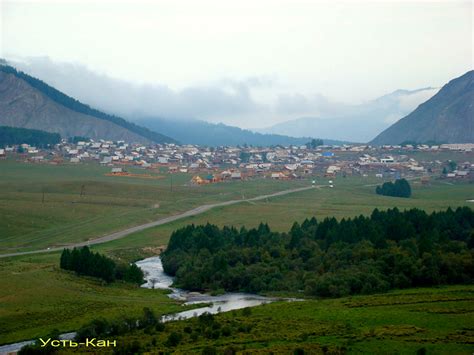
[0,185,316,259]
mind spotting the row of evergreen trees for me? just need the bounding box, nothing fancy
[60,246,144,284]
[0,126,60,148]
[161,207,473,297]
[376,178,412,198]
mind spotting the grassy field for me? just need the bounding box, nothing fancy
[0,251,192,345]
[0,159,309,253]
[94,175,474,257]
[1,157,473,349]
[57,285,474,354]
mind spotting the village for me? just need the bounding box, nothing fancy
[1,140,473,184]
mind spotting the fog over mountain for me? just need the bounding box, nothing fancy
[259,88,439,142]
[9,57,439,142]
[371,70,474,145]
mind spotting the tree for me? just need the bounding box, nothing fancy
[59,247,143,285]
[161,207,474,297]
[375,179,411,198]
[307,138,324,149]
[448,161,457,172]
[239,151,251,163]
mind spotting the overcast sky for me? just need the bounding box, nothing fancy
[1,0,472,128]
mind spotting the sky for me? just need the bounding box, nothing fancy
[0,0,472,128]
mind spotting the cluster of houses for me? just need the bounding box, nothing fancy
[1,140,473,183]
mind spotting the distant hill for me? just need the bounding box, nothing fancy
[371,71,474,145]
[0,126,60,147]
[258,88,439,143]
[0,65,176,143]
[135,117,348,147]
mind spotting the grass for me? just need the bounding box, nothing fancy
[1,156,473,350]
[0,159,309,253]
[95,175,474,256]
[0,252,190,345]
[58,285,474,354]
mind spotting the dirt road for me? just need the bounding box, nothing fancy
[0,185,316,259]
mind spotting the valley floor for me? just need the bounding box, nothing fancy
[1,158,473,352]
[52,285,474,354]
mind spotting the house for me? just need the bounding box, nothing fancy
[191,175,206,185]
[231,172,242,180]
[325,165,341,177]
[456,171,469,178]
[271,172,286,179]
[100,156,113,165]
[205,174,219,183]
[111,167,124,174]
[0,149,5,159]
[380,156,394,164]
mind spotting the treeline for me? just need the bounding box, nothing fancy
[161,207,474,297]
[0,126,60,148]
[0,65,175,144]
[376,178,411,198]
[60,247,144,285]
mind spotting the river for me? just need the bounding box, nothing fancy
[135,256,278,321]
[0,256,283,354]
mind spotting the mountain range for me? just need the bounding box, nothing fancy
[258,87,439,142]
[0,63,343,147]
[1,60,472,146]
[135,117,348,147]
[0,65,175,144]
[371,70,474,145]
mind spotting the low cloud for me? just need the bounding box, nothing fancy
[9,56,266,120]
[398,88,440,112]
[5,57,438,140]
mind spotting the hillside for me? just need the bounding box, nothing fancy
[259,87,438,143]
[371,71,474,145]
[0,126,60,147]
[136,117,348,146]
[0,65,175,143]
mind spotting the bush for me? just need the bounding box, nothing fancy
[165,332,182,347]
[375,179,411,198]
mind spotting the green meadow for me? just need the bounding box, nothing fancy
[1,157,473,349]
[0,159,308,253]
[95,174,474,257]
[0,252,187,345]
[60,285,474,354]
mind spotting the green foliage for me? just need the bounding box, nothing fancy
[60,246,144,284]
[239,151,251,163]
[82,285,473,354]
[165,331,182,347]
[74,307,164,345]
[162,208,474,297]
[448,160,457,172]
[376,178,412,198]
[0,65,174,143]
[307,138,324,149]
[0,126,60,148]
